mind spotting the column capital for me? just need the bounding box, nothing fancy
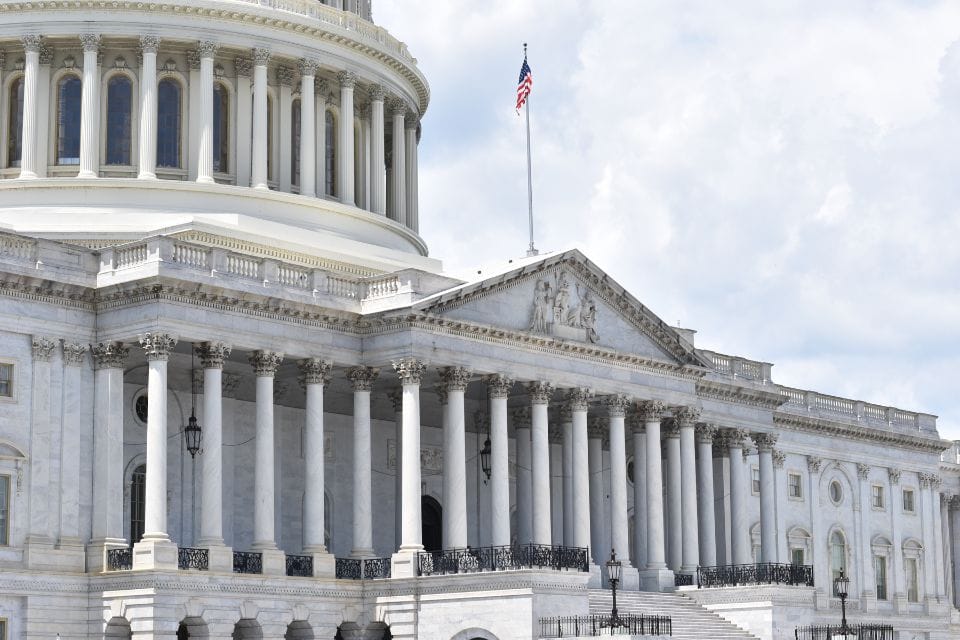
[79,34,101,53]
[389,96,407,116]
[234,56,252,78]
[196,342,232,369]
[139,333,177,362]
[603,393,630,417]
[695,422,718,444]
[405,111,420,129]
[139,35,160,54]
[549,425,563,444]
[347,366,379,391]
[316,78,330,97]
[636,399,665,422]
[31,336,57,362]
[249,350,283,377]
[276,65,294,87]
[222,372,242,398]
[807,455,823,473]
[62,342,88,367]
[473,409,489,432]
[298,58,319,77]
[438,366,471,392]
[298,358,332,387]
[724,428,750,448]
[919,472,941,489]
[434,384,448,406]
[751,432,778,451]
[673,406,700,428]
[662,418,680,439]
[22,35,42,53]
[197,40,219,59]
[587,416,605,440]
[338,70,358,88]
[252,47,271,66]
[91,342,129,370]
[39,43,54,65]
[483,374,514,399]
[627,409,646,434]
[526,381,554,405]
[887,467,901,484]
[392,358,426,385]
[950,494,960,510]
[565,387,593,411]
[512,406,531,429]
[387,388,403,412]
[856,462,870,479]
[772,449,786,469]
[369,84,386,102]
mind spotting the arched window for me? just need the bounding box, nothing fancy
[130,464,146,545]
[213,83,228,173]
[291,99,301,188]
[156,79,182,168]
[830,530,847,595]
[105,76,133,165]
[324,110,335,196]
[56,75,82,165]
[6,76,24,168]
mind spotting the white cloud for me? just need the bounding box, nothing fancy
[378,1,960,440]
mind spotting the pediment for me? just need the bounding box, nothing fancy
[413,250,709,368]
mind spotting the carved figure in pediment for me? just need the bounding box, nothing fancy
[528,270,600,343]
[530,279,551,332]
[553,271,571,325]
[578,288,598,343]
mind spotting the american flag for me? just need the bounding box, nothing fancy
[516,56,533,113]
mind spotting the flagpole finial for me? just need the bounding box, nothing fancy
[523,42,528,55]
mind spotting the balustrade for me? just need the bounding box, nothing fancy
[539,614,672,638]
[417,544,589,576]
[233,551,263,574]
[794,624,893,640]
[177,547,209,571]
[697,563,814,588]
[285,554,313,577]
[334,557,391,579]
[106,547,132,571]
[171,243,208,269]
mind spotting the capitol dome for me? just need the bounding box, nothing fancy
[0,0,431,275]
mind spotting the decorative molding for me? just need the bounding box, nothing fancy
[887,467,901,485]
[587,416,605,440]
[437,366,470,393]
[628,409,646,434]
[528,271,599,344]
[392,358,425,386]
[196,40,219,58]
[774,413,946,454]
[752,432,778,452]
[62,342,88,366]
[252,47,271,66]
[186,49,200,70]
[249,350,283,377]
[558,403,572,423]
[512,407,531,429]
[298,358,332,387]
[807,456,823,473]
[772,449,786,469]
[91,342,128,370]
[196,342,231,369]
[369,84,386,102]
[673,406,700,428]
[139,332,177,362]
[347,366,379,391]
[79,34,100,53]
[276,65,294,87]
[31,336,56,361]
[662,417,680,439]
[139,35,160,54]
[696,379,787,410]
[338,70,357,88]
[695,423,718,444]
[38,43,53,65]
[526,381,554,405]
[566,387,593,411]
[604,393,630,417]
[724,428,750,448]
[635,400,665,422]
[856,463,870,480]
[298,58,319,76]
[483,374,514,399]
[21,35,42,53]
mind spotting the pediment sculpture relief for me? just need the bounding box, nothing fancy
[530,270,599,343]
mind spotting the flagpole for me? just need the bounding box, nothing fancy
[524,43,537,257]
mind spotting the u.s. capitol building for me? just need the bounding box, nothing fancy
[0,2,957,639]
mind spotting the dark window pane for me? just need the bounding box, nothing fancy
[213,84,228,173]
[106,76,132,165]
[57,75,82,165]
[157,79,182,168]
[7,77,24,168]
[291,99,301,187]
[267,97,274,181]
[130,464,146,544]
[325,110,335,196]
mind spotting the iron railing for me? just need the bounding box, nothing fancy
[233,551,263,574]
[335,557,392,579]
[286,554,313,577]
[674,572,694,587]
[540,614,672,637]
[177,547,209,571]
[698,563,814,588]
[106,547,132,571]
[418,544,590,576]
[795,624,894,640]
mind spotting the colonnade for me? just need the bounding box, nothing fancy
[7,35,420,229]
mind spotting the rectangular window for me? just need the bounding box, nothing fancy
[0,475,9,545]
[0,363,12,397]
[872,485,885,509]
[903,488,915,513]
[905,557,919,602]
[791,548,804,566]
[752,467,760,494]
[874,555,888,600]
[788,473,803,498]
[1,618,6,640]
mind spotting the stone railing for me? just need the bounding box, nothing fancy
[699,349,773,383]
[417,544,589,576]
[697,563,814,588]
[777,386,934,431]
[0,232,38,262]
[335,556,391,579]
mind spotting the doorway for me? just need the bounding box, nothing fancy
[421,496,442,551]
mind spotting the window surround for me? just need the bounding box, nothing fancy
[0,474,10,546]
[155,68,189,178]
[49,68,83,171]
[751,466,760,495]
[902,487,916,514]
[902,538,923,603]
[212,79,235,181]
[871,536,892,602]
[829,479,844,505]
[828,527,849,597]
[871,484,885,511]
[0,439,27,547]
[99,66,140,174]
[787,526,812,565]
[0,359,16,403]
[788,471,803,500]
[2,71,26,170]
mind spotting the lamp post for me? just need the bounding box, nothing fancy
[601,549,626,632]
[480,436,491,483]
[833,569,855,639]
[184,344,202,458]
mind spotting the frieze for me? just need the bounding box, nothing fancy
[774,413,947,454]
[696,379,787,410]
[529,270,599,344]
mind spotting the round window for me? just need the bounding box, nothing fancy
[134,393,148,424]
[829,480,843,504]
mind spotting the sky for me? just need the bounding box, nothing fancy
[377,1,960,441]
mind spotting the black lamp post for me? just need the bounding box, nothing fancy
[601,549,626,631]
[184,346,202,458]
[480,437,491,483]
[833,569,855,639]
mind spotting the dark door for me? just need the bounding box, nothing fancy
[421,496,442,551]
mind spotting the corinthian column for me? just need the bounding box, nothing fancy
[337,71,357,204]
[196,41,218,184]
[347,366,379,558]
[638,400,673,591]
[133,333,179,570]
[568,388,593,551]
[298,59,318,197]
[605,395,631,567]
[390,358,426,577]
[696,423,718,567]
[676,407,701,576]
[726,429,750,565]
[251,48,270,190]
[298,358,332,571]
[527,381,554,545]
[405,115,419,231]
[138,36,160,179]
[629,409,647,570]
[561,404,574,547]
[514,406,532,545]
[248,350,285,574]
[196,342,233,570]
[389,98,406,224]
[368,85,386,214]
[78,34,101,178]
[18,36,41,179]
[664,418,682,571]
[587,417,606,566]
[485,374,513,547]
[753,432,778,563]
[439,367,470,549]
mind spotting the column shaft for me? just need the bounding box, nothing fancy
[390,104,406,224]
[631,421,647,570]
[235,60,252,187]
[754,433,778,563]
[642,402,667,569]
[665,428,681,570]
[531,397,551,545]
[696,425,718,567]
[19,38,41,179]
[515,418,532,545]
[587,423,604,565]
[348,366,378,557]
[396,359,425,551]
[196,45,216,183]
[250,351,282,549]
[677,410,700,573]
[300,359,330,552]
[606,397,630,566]
[78,36,101,178]
[562,413,574,546]
[142,335,176,540]
[487,375,512,547]
[337,72,356,204]
[405,122,419,231]
[27,338,54,542]
[299,64,317,197]
[91,344,128,543]
[138,38,159,179]
[198,343,230,546]
[251,50,269,190]
[440,367,470,549]
[369,88,385,214]
[570,389,593,552]
[727,433,750,565]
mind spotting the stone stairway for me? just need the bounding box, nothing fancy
[588,590,760,639]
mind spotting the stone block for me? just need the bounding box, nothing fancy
[132,537,178,570]
[639,568,675,592]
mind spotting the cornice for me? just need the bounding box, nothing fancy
[0,1,430,113]
[0,275,95,310]
[773,413,948,454]
[696,379,786,410]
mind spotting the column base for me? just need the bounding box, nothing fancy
[86,538,128,573]
[391,549,422,578]
[310,551,336,578]
[893,593,907,614]
[587,562,602,588]
[25,536,84,571]
[200,543,234,572]
[620,565,641,591]
[639,567,676,592]
[132,536,178,570]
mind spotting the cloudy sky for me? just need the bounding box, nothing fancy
[378,1,960,441]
